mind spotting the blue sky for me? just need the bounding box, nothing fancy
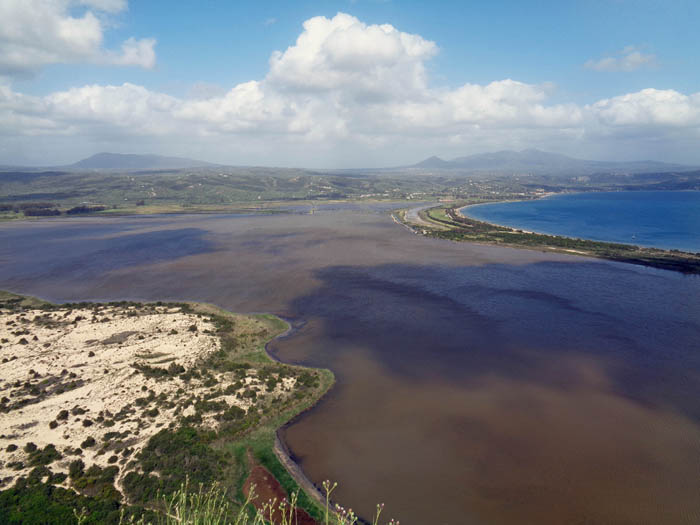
[2,0,699,167]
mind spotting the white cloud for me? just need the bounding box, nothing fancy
[585,46,657,72]
[176,81,288,134]
[443,80,582,128]
[108,37,156,69]
[45,83,178,132]
[267,13,437,99]
[1,13,698,166]
[590,89,700,127]
[0,0,156,76]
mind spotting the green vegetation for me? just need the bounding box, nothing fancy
[27,478,393,525]
[0,293,336,523]
[0,166,550,219]
[410,203,700,274]
[0,476,133,524]
[0,290,50,310]
[122,427,223,504]
[2,162,699,222]
[27,444,62,467]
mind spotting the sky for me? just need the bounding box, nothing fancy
[1,0,699,168]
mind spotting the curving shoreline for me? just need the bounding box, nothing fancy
[263,317,336,512]
[456,201,536,233]
[274,433,328,509]
[400,201,700,274]
[459,191,700,253]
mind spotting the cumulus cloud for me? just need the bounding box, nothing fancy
[267,13,437,99]
[0,0,156,76]
[0,83,177,137]
[1,13,698,165]
[585,46,657,72]
[590,89,700,127]
[443,80,582,128]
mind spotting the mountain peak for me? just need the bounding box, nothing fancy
[409,150,692,175]
[412,155,452,168]
[69,152,214,171]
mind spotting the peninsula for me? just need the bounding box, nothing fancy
[0,291,334,523]
[398,202,700,274]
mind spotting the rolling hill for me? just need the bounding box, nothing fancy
[66,152,216,171]
[408,149,694,175]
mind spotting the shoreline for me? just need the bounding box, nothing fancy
[455,201,536,233]
[273,433,328,509]
[182,304,338,520]
[263,316,337,511]
[400,201,700,274]
[457,191,700,254]
[0,198,419,222]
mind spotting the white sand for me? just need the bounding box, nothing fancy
[0,304,295,492]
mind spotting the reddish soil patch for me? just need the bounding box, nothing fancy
[243,455,318,525]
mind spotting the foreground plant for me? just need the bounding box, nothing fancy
[103,478,397,525]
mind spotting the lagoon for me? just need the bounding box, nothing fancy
[1,206,699,524]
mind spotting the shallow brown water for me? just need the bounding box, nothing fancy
[1,205,699,524]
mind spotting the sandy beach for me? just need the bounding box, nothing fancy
[0,302,297,493]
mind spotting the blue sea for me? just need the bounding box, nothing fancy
[462,191,700,253]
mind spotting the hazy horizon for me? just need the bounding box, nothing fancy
[4,147,698,172]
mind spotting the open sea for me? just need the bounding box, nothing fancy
[462,191,700,253]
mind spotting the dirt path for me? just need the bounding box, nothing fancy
[243,450,318,525]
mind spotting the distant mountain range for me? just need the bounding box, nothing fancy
[65,152,216,171]
[408,149,694,175]
[1,149,696,176]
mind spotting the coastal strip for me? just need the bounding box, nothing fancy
[274,433,327,509]
[399,202,700,274]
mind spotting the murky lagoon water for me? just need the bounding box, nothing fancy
[1,205,699,524]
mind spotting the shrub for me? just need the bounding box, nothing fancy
[220,405,245,421]
[167,362,186,375]
[23,208,61,217]
[103,432,120,442]
[123,426,223,504]
[28,444,62,466]
[66,205,106,215]
[0,478,126,524]
[296,371,319,388]
[68,459,85,479]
